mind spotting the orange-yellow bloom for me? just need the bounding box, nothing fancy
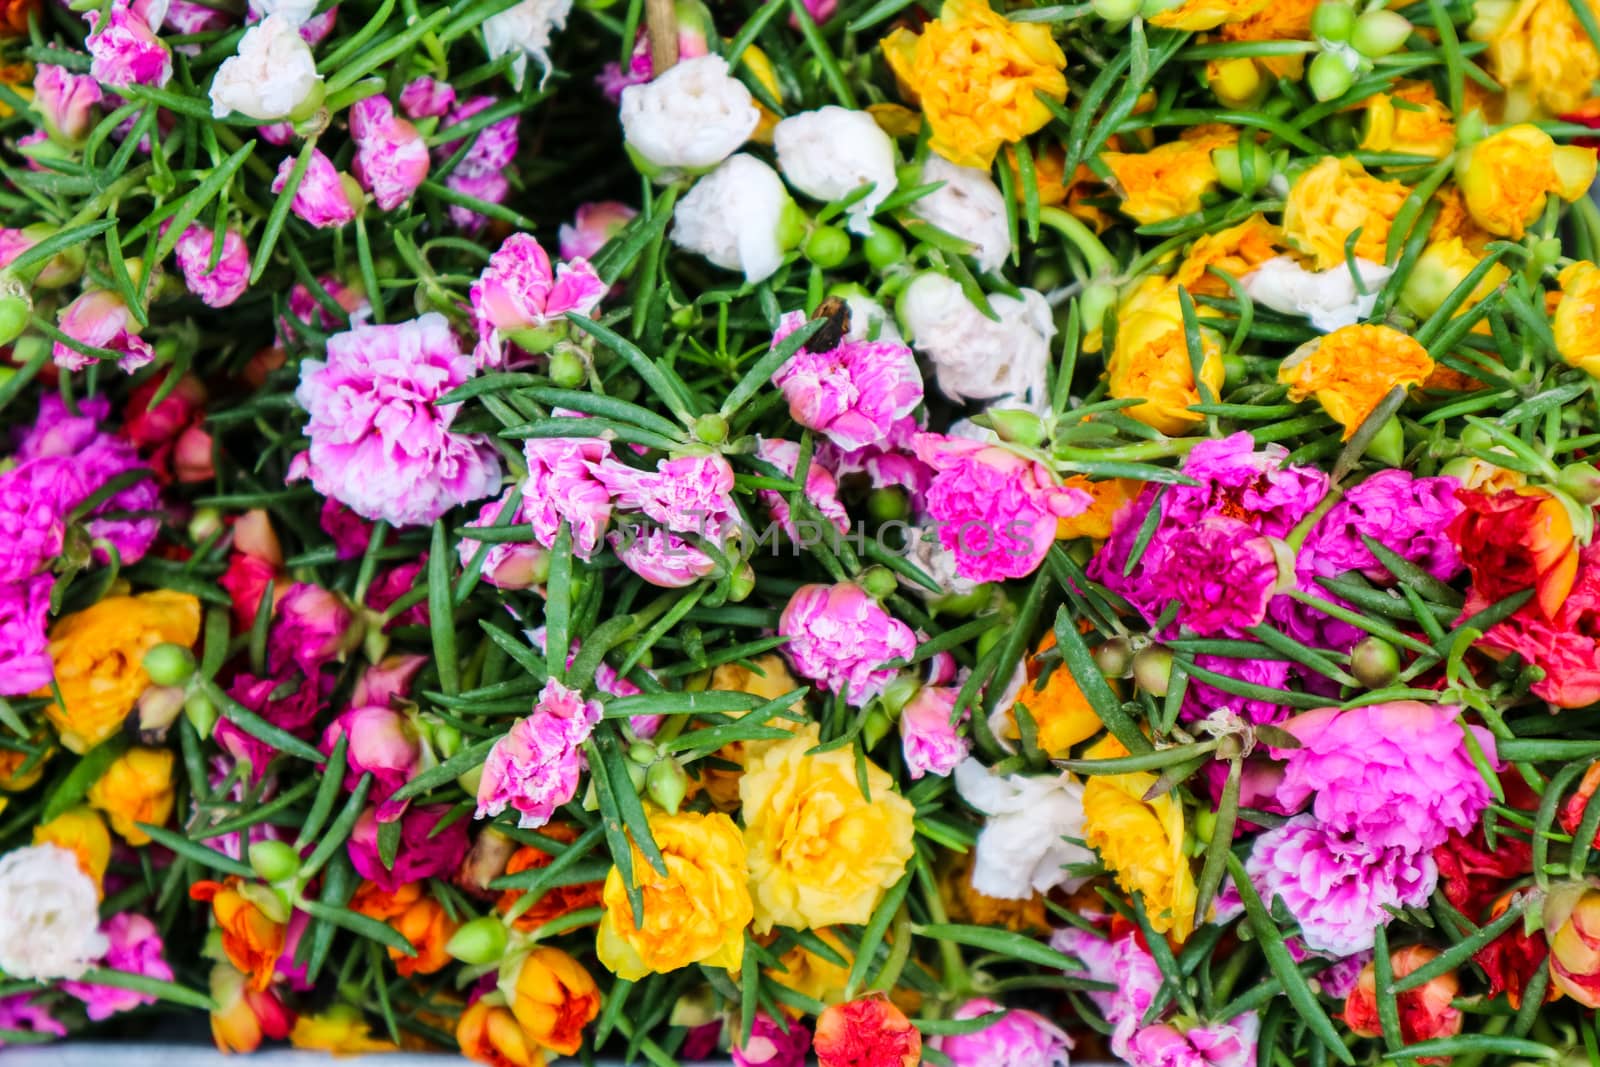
[1012,632,1103,755]
[1215,0,1317,76]
[1457,123,1596,238]
[1473,0,1600,118]
[881,0,1067,168]
[190,877,286,992]
[1361,81,1456,159]
[503,947,601,1057]
[388,895,459,977]
[1172,214,1283,298]
[1283,157,1410,270]
[33,807,111,897]
[458,1000,547,1067]
[1107,277,1227,435]
[86,746,175,845]
[290,1006,399,1054]
[1279,324,1434,438]
[496,824,604,932]
[1151,0,1270,30]
[1101,126,1238,224]
[767,928,855,1007]
[1555,260,1600,379]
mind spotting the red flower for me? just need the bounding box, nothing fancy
[219,552,285,629]
[1345,946,1461,1064]
[1450,486,1580,620]
[1475,894,1550,1009]
[1468,545,1600,709]
[1434,825,1532,921]
[123,372,212,484]
[814,994,922,1067]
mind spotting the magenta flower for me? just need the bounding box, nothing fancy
[162,0,231,33]
[20,396,159,563]
[913,433,1091,582]
[437,96,520,231]
[0,576,54,697]
[475,678,603,829]
[1120,1014,1260,1067]
[732,1013,812,1067]
[1181,654,1290,725]
[1166,433,1330,539]
[352,654,429,709]
[1052,926,1163,1025]
[61,914,172,1021]
[933,997,1072,1067]
[53,289,155,373]
[367,559,429,628]
[400,76,456,119]
[470,233,605,369]
[321,705,421,822]
[86,1,171,88]
[559,201,638,260]
[753,436,849,538]
[279,274,371,343]
[778,582,916,705]
[268,583,356,675]
[459,492,550,590]
[172,224,251,308]
[0,464,65,582]
[1273,701,1499,854]
[900,685,968,780]
[350,96,430,211]
[816,413,934,499]
[292,313,502,527]
[201,756,289,861]
[596,453,738,535]
[1151,516,1281,637]
[217,670,329,782]
[0,994,66,1043]
[273,149,358,229]
[320,499,377,560]
[348,803,470,892]
[770,310,923,452]
[34,64,102,144]
[446,170,511,231]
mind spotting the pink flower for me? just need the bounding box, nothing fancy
[733,1013,812,1067]
[53,289,155,373]
[753,436,849,538]
[522,437,614,557]
[367,559,429,629]
[279,274,371,342]
[86,1,171,88]
[595,29,709,102]
[293,313,503,527]
[913,434,1091,582]
[172,224,251,308]
[899,685,968,780]
[1167,433,1330,538]
[817,413,934,498]
[348,803,470,892]
[400,75,456,118]
[771,310,923,452]
[201,756,288,861]
[1181,654,1290,725]
[0,993,66,1044]
[612,527,719,588]
[1152,516,1281,637]
[1053,926,1163,1025]
[216,671,329,781]
[0,576,54,696]
[438,95,519,175]
[272,148,358,229]
[62,914,172,1021]
[319,499,377,560]
[1121,1015,1260,1067]
[34,63,102,143]
[459,491,550,590]
[353,654,428,709]
[445,169,511,231]
[470,233,605,369]
[1273,702,1499,854]
[933,997,1071,1067]
[779,582,916,705]
[20,396,159,563]
[0,464,65,581]
[559,200,637,260]
[350,96,429,211]
[0,228,34,270]
[322,705,421,822]
[475,679,602,829]
[268,583,355,675]
[794,0,837,23]
[163,0,232,33]
[596,453,738,537]
[274,909,313,992]
[1243,815,1435,956]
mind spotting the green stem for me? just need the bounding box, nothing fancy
[914,852,970,998]
[1039,206,1116,278]
[1054,435,1205,464]
[66,164,153,228]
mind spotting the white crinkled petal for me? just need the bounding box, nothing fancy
[0,845,109,980]
[619,56,759,176]
[672,154,790,283]
[774,106,898,235]
[956,760,1093,899]
[482,0,574,88]
[209,14,322,121]
[1242,256,1396,333]
[914,155,1012,274]
[900,273,1053,412]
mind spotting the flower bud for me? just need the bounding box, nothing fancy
[184,690,218,739]
[1094,636,1133,678]
[859,565,899,601]
[1078,281,1119,333]
[135,685,187,741]
[868,487,910,522]
[548,347,587,389]
[457,763,485,798]
[804,225,852,269]
[693,413,729,445]
[142,642,195,687]
[985,408,1047,448]
[1350,636,1401,688]
[626,760,648,794]
[645,757,689,814]
[1307,50,1356,102]
[728,563,757,602]
[447,915,510,966]
[1364,415,1405,467]
[862,708,892,750]
[1212,142,1275,194]
[1350,9,1411,56]
[1311,0,1356,40]
[1560,462,1600,505]
[628,741,658,766]
[0,291,29,348]
[1207,58,1263,110]
[862,223,907,272]
[1091,0,1141,19]
[1133,645,1174,697]
[249,840,301,883]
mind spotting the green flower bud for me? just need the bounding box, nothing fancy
[862,708,892,749]
[868,487,910,522]
[1364,415,1405,467]
[1350,636,1401,689]
[184,690,218,739]
[1091,0,1141,19]
[188,507,224,544]
[646,758,689,814]
[1077,282,1119,335]
[728,563,757,603]
[1559,462,1600,505]
[776,200,809,252]
[693,413,729,445]
[628,740,659,766]
[1350,9,1411,57]
[933,585,993,617]
[1133,646,1174,697]
[288,80,328,125]
[1307,50,1356,102]
[136,685,187,738]
[859,566,898,601]
[1212,142,1275,194]
[1094,636,1134,678]
[143,643,195,687]
[803,225,852,269]
[626,760,648,794]
[0,293,29,348]
[505,323,566,355]
[987,409,1047,448]
[1311,0,1357,41]
[458,763,484,798]
[862,224,907,271]
[447,916,510,965]
[249,840,301,883]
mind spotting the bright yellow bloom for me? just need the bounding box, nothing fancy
[1172,214,1283,298]
[1399,237,1509,321]
[1555,261,1600,378]
[1360,81,1456,159]
[40,591,201,754]
[1151,0,1270,30]
[1101,126,1237,225]
[1473,0,1600,118]
[596,809,753,979]
[881,0,1067,168]
[1107,277,1227,435]
[740,725,915,932]
[1012,632,1102,756]
[1215,0,1317,75]
[1081,736,1196,942]
[1280,324,1435,438]
[698,653,807,809]
[34,807,111,898]
[1283,157,1410,270]
[767,928,854,1007]
[87,746,175,845]
[1457,124,1597,238]
[289,1006,399,1054]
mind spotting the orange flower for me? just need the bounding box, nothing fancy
[350,879,424,921]
[0,0,36,36]
[814,993,922,1067]
[34,807,111,898]
[1006,145,1111,231]
[1101,126,1238,224]
[1151,0,1270,30]
[458,1000,547,1067]
[86,746,175,845]
[1055,476,1139,541]
[1172,214,1283,298]
[1428,185,1492,250]
[1449,486,1580,619]
[0,742,47,792]
[1345,946,1462,1059]
[209,962,295,1054]
[191,877,287,991]
[497,825,604,931]
[1011,632,1103,755]
[503,947,601,1056]
[941,852,1049,933]
[1283,157,1410,270]
[1360,81,1456,158]
[1215,0,1317,75]
[290,1006,399,1054]
[1279,324,1434,439]
[1473,0,1600,118]
[390,896,460,977]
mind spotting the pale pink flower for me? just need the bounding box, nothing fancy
[470,233,605,369]
[61,914,173,1021]
[172,224,251,308]
[753,436,848,538]
[34,64,102,143]
[559,200,637,260]
[770,309,922,451]
[933,997,1071,1067]
[900,685,967,779]
[779,582,916,705]
[522,437,613,558]
[1120,1015,1260,1067]
[350,96,429,211]
[611,526,719,587]
[272,148,358,229]
[400,76,456,118]
[475,679,602,829]
[458,491,550,590]
[352,654,429,709]
[53,289,155,373]
[321,705,421,822]
[86,0,171,88]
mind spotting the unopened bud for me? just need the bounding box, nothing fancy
[1091,0,1141,19]
[776,200,809,252]
[1208,58,1263,110]
[136,685,187,737]
[0,292,29,347]
[862,708,892,749]
[1307,50,1356,102]
[879,674,920,717]
[249,840,301,883]
[1350,636,1401,689]
[693,413,729,445]
[859,566,898,601]
[628,741,658,766]
[1311,0,1357,41]
[1350,9,1411,56]
[1133,646,1174,697]
[457,763,484,798]
[1212,142,1275,194]
[1364,415,1405,467]
[1560,462,1600,505]
[447,916,510,965]
[184,690,218,739]
[803,225,851,269]
[645,758,689,814]
[728,563,756,602]
[548,347,587,389]
[1094,637,1133,678]
[862,224,907,272]
[626,760,647,794]
[986,409,1047,448]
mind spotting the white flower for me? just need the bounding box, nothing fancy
[841,292,902,344]
[209,14,324,122]
[0,845,108,980]
[953,758,1094,899]
[773,106,898,235]
[672,154,794,283]
[902,524,984,601]
[619,56,759,178]
[913,155,1012,274]
[247,0,320,25]
[899,272,1053,412]
[482,0,574,88]
[1242,255,1396,333]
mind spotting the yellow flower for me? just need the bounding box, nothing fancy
[1106,277,1227,435]
[1081,736,1196,942]
[87,746,175,846]
[1399,237,1510,321]
[1215,0,1317,76]
[596,808,753,980]
[739,725,915,933]
[1457,124,1597,238]
[1150,0,1270,30]
[739,44,784,144]
[1360,81,1456,159]
[1555,261,1600,378]
[1172,213,1283,298]
[1282,157,1410,270]
[1012,632,1102,755]
[1473,0,1600,118]
[0,742,48,792]
[40,591,201,754]
[698,653,807,809]
[34,807,111,898]
[1101,126,1237,225]
[289,1005,399,1054]
[502,947,601,1057]
[1428,185,1492,250]
[1055,476,1139,541]
[766,928,854,1007]
[1279,323,1434,438]
[867,102,922,139]
[881,0,1067,168]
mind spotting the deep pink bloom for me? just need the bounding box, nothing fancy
[522,437,614,557]
[733,1013,812,1067]
[268,583,355,675]
[216,671,329,781]
[779,582,916,705]
[1167,433,1330,538]
[899,685,967,780]
[459,491,550,590]
[1181,654,1290,725]
[348,803,470,892]
[53,289,155,373]
[273,148,358,229]
[274,909,313,992]
[933,997,1072,1067]
[475,679,602,829]
[20,396,159,563]
[913,434,1091,582]
[280,274,371,342]
[1121,1015,1260,1067]
[61,914,172,1021]
[794,0,838,23]
[754,436,849,538]
[201,756,287,861]
[0,463,65,581]
[1273,702,1498,854]
[172,224,251,308]
[320,498,378,560]
[446,169,511,231]
[34,63,102,143]
[470,233,605,369]
[351,96,430,211]
[353,654,429,709]
[559,201,637,260]
[322,705,421,822]
[367,559,429,629]
[0,993,66,1044]
[400,76,456,119]
[293,313,502,527]
[816,413,934,499]
[771,310,923,452]
[0,576,54,696]
[86,1,171,88]
[1152,516,1281,637]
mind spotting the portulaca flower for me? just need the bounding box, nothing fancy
[841,291,902,344]
[902,524,984,601]
[1242,256,1396,333]
[619,56,759,177]
[209,14,325,122]
[899,272,1053,412]
[672,154,796,283]
[247,0,320,24]
[483,0,574,88]
[953,759,1094,899]
[0,845,109,980]
[773,106,897,235]
[914,155,1012,274]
